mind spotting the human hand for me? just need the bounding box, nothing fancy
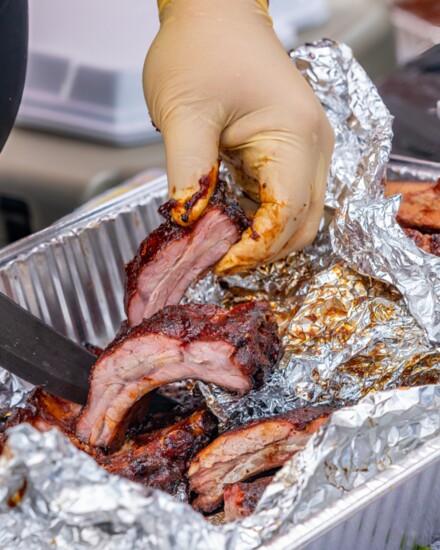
[144,0,334,274]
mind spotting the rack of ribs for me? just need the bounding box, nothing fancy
[223,477,273,521]
[188,406,335,513]
[125,179,249,327]
[1,388,217,496]
[75,302,281,451]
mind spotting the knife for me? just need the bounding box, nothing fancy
[0,292,179,413]
[0,291,94,405]
[0,292,178,414]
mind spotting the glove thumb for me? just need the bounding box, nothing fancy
[162,112,220,226]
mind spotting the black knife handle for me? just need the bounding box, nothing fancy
[0,0,28,153]
[0,291,94,404]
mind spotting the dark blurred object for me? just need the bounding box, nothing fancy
[394,0,440,25]
[389,0,440,72]
[0,196,31,244]
[379,45,440,162]
[0,0,28,153]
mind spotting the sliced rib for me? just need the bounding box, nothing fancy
[404,228,440,257]
[125,180,249,326]
[1,389,217,496]
[75,302,281,451]
[224,476,273,521]
[188,406,334,513]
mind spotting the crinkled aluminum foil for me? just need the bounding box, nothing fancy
[0,373,32,416]
[247,385,440,540]
[325,52,440,345]
[3,385,440,549]
[195,256,440,426]
[1,39,440,550]
[330,188,440,344]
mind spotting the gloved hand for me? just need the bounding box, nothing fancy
[144,0,334,275]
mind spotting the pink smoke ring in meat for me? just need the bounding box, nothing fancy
[76,302,281,451]
[125,179,250,327]
[188,406,335,513]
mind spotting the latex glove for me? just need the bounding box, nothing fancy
[144,0,334,275]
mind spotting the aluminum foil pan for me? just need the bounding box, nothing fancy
[0,39,439,550]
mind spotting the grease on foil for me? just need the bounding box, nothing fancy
[1,39,440,550]
[3,386,440,549]
[330,191,440,343]
[195,255,440,426]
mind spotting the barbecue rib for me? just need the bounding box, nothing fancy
[1,389,217,495]
[0,388,99,458]
[76,302,281,451]
[125,179,249,327]
[101,410,217,494]
[384,180,435,198]
[0,387,80,434]
[384,179,440,256]
[188,406,334,513]
[396,179,440,233]
[224,477,273,521]
[404,228,440,257]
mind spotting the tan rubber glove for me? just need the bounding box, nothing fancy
[144,0,334,275]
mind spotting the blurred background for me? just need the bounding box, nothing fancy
[0,0,438,246]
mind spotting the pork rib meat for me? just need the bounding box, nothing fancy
[0,388,98,458]
[101,410,217,494]
[1,389,217,496]
[125,179,249,326]
[188,406,334,513]
[76,302,281,450]
[224,477,273,521]
[396,179,440,233]
[404,228,440,257]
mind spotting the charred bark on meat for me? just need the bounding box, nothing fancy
[75,302,281,451]
[125,179,249,326]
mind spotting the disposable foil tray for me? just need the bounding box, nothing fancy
[0,157,439,549]
[0,175,168,349]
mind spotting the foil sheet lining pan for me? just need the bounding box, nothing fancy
[3,385,440,550]
[0,39,440,549]
[331,162,440,344]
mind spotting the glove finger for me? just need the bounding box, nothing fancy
[222,150,261,203]
[214,200,308,275]
[162,111,220,226]
[215,138,317,275]
[266,165,327,263]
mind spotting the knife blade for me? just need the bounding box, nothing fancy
[0,292,179,414]
[0,292,94,405]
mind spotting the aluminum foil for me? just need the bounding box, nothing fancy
[0,373,32,417]
[292,41,393,211]
[3,386,440,549]
[1,38,440,550]
[330,186,440,344]
[247,385,440,542]
[195,254,440,426]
